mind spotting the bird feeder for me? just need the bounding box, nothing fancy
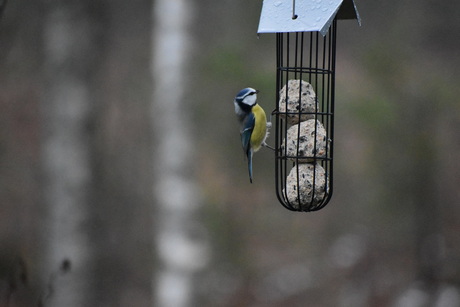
[258,0,360,212]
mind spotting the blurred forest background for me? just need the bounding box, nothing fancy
[1,0,460,306]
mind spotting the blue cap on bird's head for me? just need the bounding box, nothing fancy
[235,87,259,106]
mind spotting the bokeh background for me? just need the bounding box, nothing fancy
[1,0,460,306]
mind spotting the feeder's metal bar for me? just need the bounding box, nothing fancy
[283,33,293,210]
[279,67,333,75]
[326,18,338,205]
[324,21,332,204]
[308,32,313,83]
[276,156,332,161]
[311,31,320,209]
[274,33,282,206]
[295,32,302,210]
[294,32,299,79]
[275,32,290,210]
[275,110,333,116]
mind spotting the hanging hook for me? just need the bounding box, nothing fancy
[292,0,298,19]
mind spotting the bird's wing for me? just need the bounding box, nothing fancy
[240,112,255,155]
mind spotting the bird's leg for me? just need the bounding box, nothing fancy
[262,142,276,151]
[263,110,276,151]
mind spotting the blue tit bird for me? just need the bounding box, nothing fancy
[234,87,269,183]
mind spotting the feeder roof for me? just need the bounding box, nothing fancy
[258,0,360,36]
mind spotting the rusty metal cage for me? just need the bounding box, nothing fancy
[273,20,336,211]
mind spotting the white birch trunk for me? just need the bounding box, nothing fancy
[151,0,209,306]
[41,5,92,306]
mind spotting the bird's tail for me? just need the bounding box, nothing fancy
[247,149,253,183]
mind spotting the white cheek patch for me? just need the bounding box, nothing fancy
[243,94,257,106]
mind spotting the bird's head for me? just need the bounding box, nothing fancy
[235,87,259,108]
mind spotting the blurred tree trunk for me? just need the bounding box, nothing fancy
[151,0,209,306]
[88,0,153,305]
[0,0,7,21]
[411,97,442,303]
[40,2,97,306]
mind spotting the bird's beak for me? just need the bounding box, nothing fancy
[256,89,260,94]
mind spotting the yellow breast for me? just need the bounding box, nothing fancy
[250,104,267,152]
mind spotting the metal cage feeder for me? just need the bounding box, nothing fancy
[258,0,360,212]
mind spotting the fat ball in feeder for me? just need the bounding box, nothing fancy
[279,79,318,125]
[284,163,329,210]
[281,119,327,163]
